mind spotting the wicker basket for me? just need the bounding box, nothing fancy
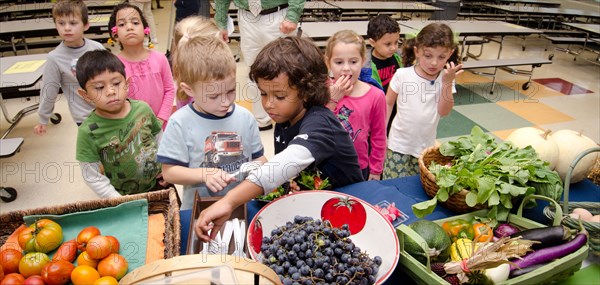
[418,146,486,213]
[0,188,181,259]
[544,147,600,256]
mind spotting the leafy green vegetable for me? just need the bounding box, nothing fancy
[255,186,288,201]
[413,126,563,221]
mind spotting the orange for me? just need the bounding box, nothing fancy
[93,276,118,285]
[76,251,99,268]
[71,265,100,285]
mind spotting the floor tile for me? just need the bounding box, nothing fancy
[533,78,594,95]
[456,71,492,84]
[463,82,530,103]
[454,85,492,106]
[437,109,487,138]
[454,103,533,131]
[497,100,575,125]
[499,80,564,99]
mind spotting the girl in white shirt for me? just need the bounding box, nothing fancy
[384,23,463,179]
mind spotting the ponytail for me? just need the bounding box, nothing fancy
[401,38,416,67]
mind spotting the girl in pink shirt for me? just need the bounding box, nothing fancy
[325,30,387,180]
[108,3,175,128]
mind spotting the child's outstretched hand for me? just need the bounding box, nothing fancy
[368,173,381,181]
[443,62,464,83]
[206,169,236,193]
[33,124,47,136]
[329,75,353,102]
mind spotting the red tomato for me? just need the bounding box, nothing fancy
[18,253,50,278]
[17,220,63,253]
[85,236,111,260]
[41,261,75,285]
[248,219,263,254]
[104,237,119,254]
[0,265,4,280]
[1,273,25,285]
[51,240,78,263]
[320,196,367,235]
[97,254,128,280]
[314,176,323,189]
[76,227,101,252]
[0,249,23,274]
[23,275,45,285]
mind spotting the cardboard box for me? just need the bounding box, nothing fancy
[186,192,248,256]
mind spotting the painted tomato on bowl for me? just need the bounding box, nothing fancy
[320,196,367,235]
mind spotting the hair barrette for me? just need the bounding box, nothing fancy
[144,27,151,35]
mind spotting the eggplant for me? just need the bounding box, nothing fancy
[509,229,588,271]
[494,223,520,238]
[508,262,548,278]
[510,225,576,249]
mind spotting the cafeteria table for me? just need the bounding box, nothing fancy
[180,176,600,284]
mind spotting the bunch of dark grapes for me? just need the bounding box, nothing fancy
[260,215,382,285]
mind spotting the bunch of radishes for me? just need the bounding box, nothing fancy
[374,202,402,223]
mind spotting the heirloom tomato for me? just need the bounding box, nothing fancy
[0,248,23,274]
[76,227,101,252]
[51,240,78,263]
[70,265,100,285]
[23,275,45,285]
[97,253,128,280]
[41,260,75,285]
[85,236,112,260]
[18,252,50,278]
[1,273,25,285]
[17,219,63,253]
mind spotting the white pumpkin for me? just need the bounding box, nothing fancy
[551,130,599,183]
[505,127,559,170]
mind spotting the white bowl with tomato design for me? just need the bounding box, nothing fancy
[247,190,399,284]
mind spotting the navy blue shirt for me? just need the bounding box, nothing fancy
[274,106,364,188]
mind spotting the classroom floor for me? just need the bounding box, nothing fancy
[0,2,599,214]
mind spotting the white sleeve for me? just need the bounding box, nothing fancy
[80,162,122,198]
[246,144,315,195]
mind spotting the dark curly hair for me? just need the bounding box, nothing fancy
[367,14,400,41]
[401,23,460,67]
[108,3,149,50]
[250,37,329,108]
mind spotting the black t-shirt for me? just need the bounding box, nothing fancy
[372,53,401,92]
[274,106,364,188]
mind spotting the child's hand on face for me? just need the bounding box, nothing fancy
[206,169,237,193]
[329,75,353,102]
[443,62,464,83]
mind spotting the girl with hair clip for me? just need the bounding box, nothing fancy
[384,23,463,179]
[194,37,364,241]
[325,30,387,181]
[108,3,175,128]
[171,16,222,109]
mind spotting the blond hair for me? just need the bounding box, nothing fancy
[324,30,367,62]
[173,36,236,100]
[172,17,223,102]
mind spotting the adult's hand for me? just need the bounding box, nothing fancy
[279,19,297,35]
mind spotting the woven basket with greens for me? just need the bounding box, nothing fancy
[413,126,563,221]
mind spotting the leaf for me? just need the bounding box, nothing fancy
[437,187,450,202]
[412,198,438,218]
[466,191,478,207]
[488,191,500,206]
[476,176,495,204]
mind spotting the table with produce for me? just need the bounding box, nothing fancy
[2,123,598,285]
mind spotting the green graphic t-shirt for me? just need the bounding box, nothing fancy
[76,100,162,195]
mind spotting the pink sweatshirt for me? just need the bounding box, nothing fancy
[334,85,387,174]
[118,50,175,124]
